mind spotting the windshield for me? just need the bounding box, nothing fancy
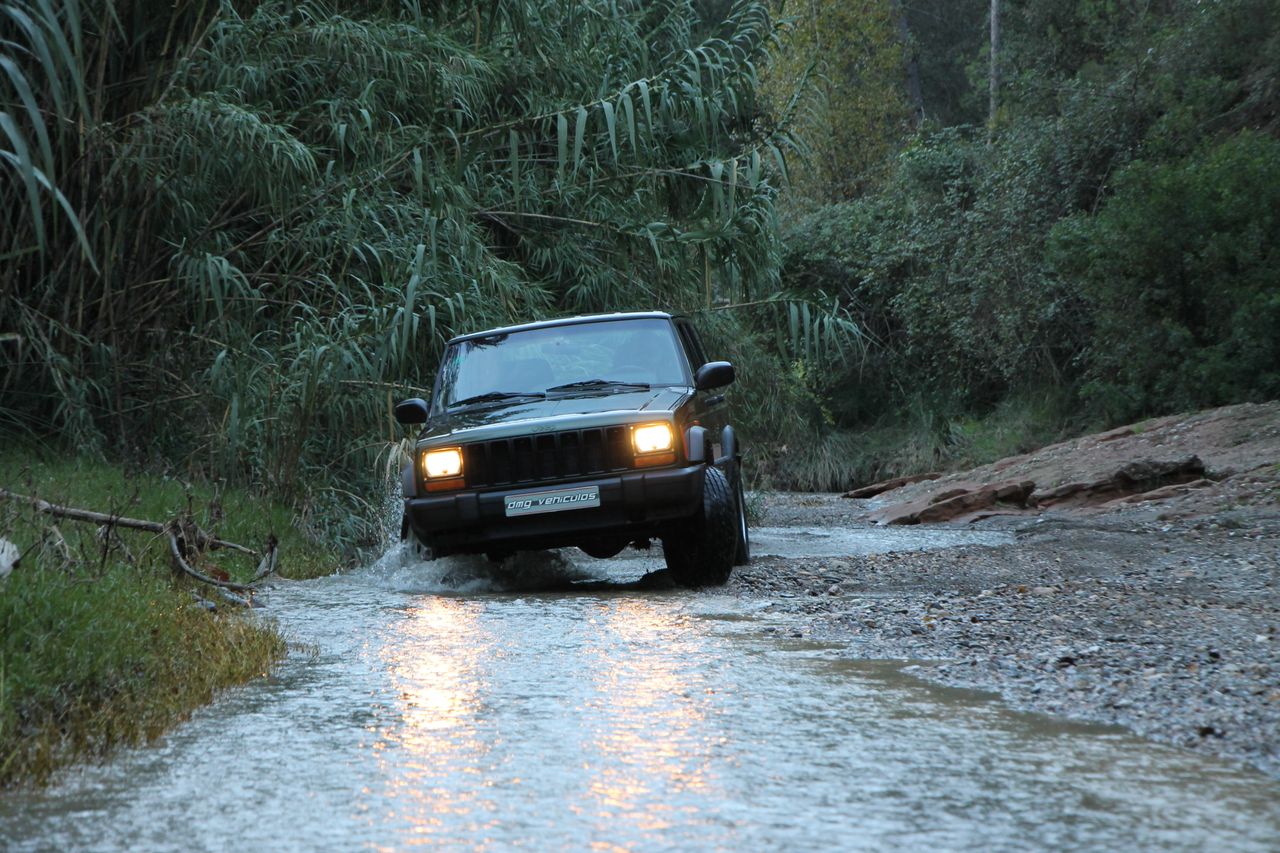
[433,318,688,411]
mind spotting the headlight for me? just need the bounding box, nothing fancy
[632,423,674,454]
[422,447,463,479]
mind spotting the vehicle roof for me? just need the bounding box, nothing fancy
[446,311,680,344]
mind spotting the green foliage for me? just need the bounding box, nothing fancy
[780,121,1089,419]
[1051,132,1280,420]
[771,0,1280,486]
[1,0,838,517]
[901,0,987,127]
[762,0,910,200]
[5,0,1276,504]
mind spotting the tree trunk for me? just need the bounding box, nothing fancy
[989,0,1001,135]
[891,0,925,127]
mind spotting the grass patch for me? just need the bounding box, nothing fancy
[943,391,1081,470]
[753,390,1083,492]
[0,449,338,582]
[0,450,339,787]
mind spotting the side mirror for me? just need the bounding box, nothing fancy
[694,361,735,391]
[394,398,430,424]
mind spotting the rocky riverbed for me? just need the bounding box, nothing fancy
[735,490,1280,779]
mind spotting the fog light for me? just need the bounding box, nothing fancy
[423,447,463,479]
[632,423,674,454]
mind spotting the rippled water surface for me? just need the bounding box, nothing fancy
[3,542,1278,852]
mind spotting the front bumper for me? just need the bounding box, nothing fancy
[405,463,704,554]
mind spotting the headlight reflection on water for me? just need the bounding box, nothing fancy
[370,593,729,848]
[579,599,721,836]
[376,597,496,840]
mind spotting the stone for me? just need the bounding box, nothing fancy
[870,480,1036,525]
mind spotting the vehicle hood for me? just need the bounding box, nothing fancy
[418,387,691,444]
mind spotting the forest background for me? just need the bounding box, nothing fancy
[3,0,1278,548]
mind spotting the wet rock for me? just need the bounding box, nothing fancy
[1031,457,1209,510]
[871,480,1036,526]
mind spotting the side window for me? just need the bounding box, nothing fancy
[674,321,707,371]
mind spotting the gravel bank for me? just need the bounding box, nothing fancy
[733,492,1280,778]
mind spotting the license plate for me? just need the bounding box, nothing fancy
[504,485,601,517]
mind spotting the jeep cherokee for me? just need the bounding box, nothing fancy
[394,311,749,587]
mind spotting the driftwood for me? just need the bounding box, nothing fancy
[842,472,942,500]
[0,488,278,601]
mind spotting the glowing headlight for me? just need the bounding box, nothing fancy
[632,423,674,454]
[422,447,463,479]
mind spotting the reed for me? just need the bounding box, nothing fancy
[1,1,863,531]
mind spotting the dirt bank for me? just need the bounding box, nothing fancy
[736,403,1280,778]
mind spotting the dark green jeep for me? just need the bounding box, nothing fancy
[394,311,749,587]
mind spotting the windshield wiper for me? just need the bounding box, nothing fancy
[448,391,546,408]
[546,379,651,393]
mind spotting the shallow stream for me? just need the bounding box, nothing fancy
[3,531,1278,851]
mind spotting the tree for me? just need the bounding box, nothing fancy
[762,0,911,200]
[989,0,1000,133]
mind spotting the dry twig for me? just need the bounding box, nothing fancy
[166,525,258,593]
[0,489,258,556]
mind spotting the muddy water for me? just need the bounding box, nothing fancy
[3,538,1279,852]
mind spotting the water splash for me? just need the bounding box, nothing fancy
[374,439,413,553]
[359,541,597,595]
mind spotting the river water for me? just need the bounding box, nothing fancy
[3,530,1279,852]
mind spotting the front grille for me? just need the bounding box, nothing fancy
[463,426,632,489]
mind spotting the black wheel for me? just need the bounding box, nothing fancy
[662,465,736,587]
[731,463,750,567]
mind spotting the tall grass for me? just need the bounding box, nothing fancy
[0,449,337,786]
[750,389,1082,493]
[0,565,284,786]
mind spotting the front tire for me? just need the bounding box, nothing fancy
[662,466,736,587]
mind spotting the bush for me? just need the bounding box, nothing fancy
[1050,132,1280,420]
[780,124,1092,422]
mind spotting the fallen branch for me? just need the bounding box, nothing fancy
[253,534,280,580]
[0,488,279,598]
[0,489,258,557]
[167,525,257,594]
